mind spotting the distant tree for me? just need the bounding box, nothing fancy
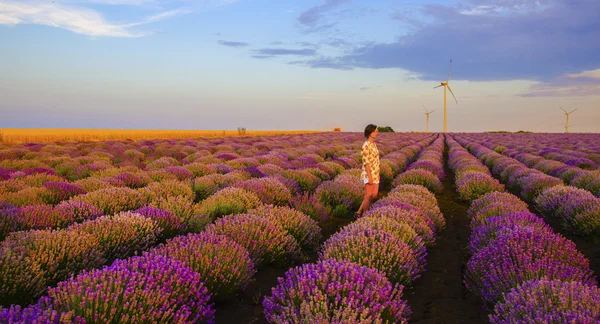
[237,127,247,135]
[377,126,394,133]
[486,130,532,134]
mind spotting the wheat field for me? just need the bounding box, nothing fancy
[0,128,323,144]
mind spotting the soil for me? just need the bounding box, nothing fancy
[404,153,488,324]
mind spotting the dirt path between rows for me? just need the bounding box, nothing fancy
[404,152,488,324]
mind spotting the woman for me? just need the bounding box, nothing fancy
[356,124,379,217]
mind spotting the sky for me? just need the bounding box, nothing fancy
[0,0,599,132]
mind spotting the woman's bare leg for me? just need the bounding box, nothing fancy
[357,184,376,215]
[370,183,379,204]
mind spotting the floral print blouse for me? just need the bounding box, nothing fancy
[361,140,380,184]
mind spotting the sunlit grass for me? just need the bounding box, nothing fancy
[0,128,323,144]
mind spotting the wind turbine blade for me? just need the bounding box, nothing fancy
[447,59,453,81]
[560,107,567,113]
[423,105,428,113]
[569,109,578,114]
[431,110,435,113]
[433,84,443,89]
[447,84,458,103]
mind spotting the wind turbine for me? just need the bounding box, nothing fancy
[560,107,577,134]
[423,105,435,133]
[434,59,458,133]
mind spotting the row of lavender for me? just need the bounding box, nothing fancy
[0,134,436,322]
[262,135,448,322]
[392,135,445,194]
[446,136,600,322]
[0,133,434,240]
[461,133,600,167]
[0,133,371,239]
[453,135,600,239]
[1,133,384,306]
[0,147,365,319]
[0,204,324,322]
[459,133,600,197]
[263,184,444,323]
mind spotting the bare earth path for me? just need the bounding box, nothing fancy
[404,152,488,324]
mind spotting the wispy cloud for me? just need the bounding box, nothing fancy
[254,48,317,56]
[518,69,600,97]
[297,0,350,26]
[121,8,192,28]
[0,1,191,37]
[359,85,382,91]
[64,0,154,5]
[218,40,249,47]
[297,0,350,33]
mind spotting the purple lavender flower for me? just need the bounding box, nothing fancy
[490,279,600,323]
[22,168,56,176]
[133,206,186,238]
[289,192,332,223]
[518,173,563,203]
[0,168,16,181]
[279,169,321,193]
[342,216,427,268]
[263,259,411,323]
[51,201,103,228]
[0,203,24,241]
[232,177,293,206]
[535,185,600,236]
[468,212,552,254]
[408,160,445,180]
[197,187,263,220]
[465,226,597,305]
[314,178,363,218]
[68,211,161,261]
[149,232,255,302]
[41,182,85,205]
[216,152,239,161]
[48,253,215,323]
[321,227,422,285]
[468,192,529,219]
[205,213,301,267]
[161,166,194,180]
[248,205,322,250]
[392,169,443,194]
[375,188,445,231]
[364,205,436,246]
[455,172,504,202]
[0,297,85,323]
[106,172,152,189]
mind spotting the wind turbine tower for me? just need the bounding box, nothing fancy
[434,59,458,133]
[424,106,435,133]
[560,107,577,134]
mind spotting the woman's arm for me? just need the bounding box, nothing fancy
[362,144,374,184]
[365,163,374,184]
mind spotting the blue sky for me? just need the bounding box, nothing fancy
[1,0,599,132]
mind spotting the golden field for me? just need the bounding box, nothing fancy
[0,128,323,144]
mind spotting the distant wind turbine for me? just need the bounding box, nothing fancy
[423,105,435,133]
[434,59,458,133]
[560,107,577,134]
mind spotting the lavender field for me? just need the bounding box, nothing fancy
[1,132,599,323]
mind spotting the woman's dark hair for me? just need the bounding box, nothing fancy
[364,124,377,139]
